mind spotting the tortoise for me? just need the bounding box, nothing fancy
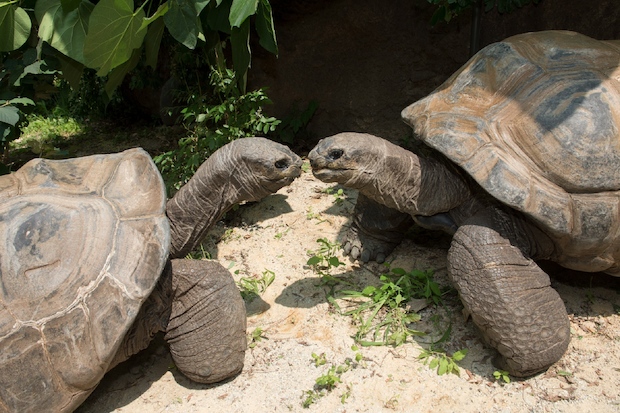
[0,137,302,412]
[308,30,620,377]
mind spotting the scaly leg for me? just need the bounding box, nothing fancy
[447,207,570,377]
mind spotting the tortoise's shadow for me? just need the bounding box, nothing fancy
[77,333,239,412]
[204,193,295,259]
[76,334,171,412]
[541,261,620,317]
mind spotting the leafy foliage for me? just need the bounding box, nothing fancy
[306,238,346,273]
[0,0,278,172]
[302,346,363,408]
[275,100,317,144]
[304,239,447,348]
[154,66,280,192]
[493,369,511,383]
[0,0,31,52]
[418,348,468,376]
[237,269,275,301]
[0,42,61,164]
[427,0,541,24]
[247,327,267,349]
[336,267,442,346]
[2,0,277,117]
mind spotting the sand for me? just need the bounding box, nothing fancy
[77,165,620,413]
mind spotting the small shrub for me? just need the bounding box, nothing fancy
[418,348,468,376]
[154,67,280,193]
[493,369,511,383]
[248,327,267,349]
[237,269,276,301]
[338,267,442,346]
[302,346,363,408]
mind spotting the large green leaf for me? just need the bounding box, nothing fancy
[37,0,95,64]
[56,53,84,90]
[230,18,250,91]
[13,61,58,86]
[36,0,61,40]
[194,0,211,14]
[255,0,276,55]
[104,47,141,98]
[164,0,201,49]
[0,3,32,52]
[61,0,82,12]
[83,0,147,76]
[164,0,210,49]
[229,0,257,28]
[0,123,12,142]
[7,97,35,106]
[144,16,165,68]
[205,0,231,34]
[141,1,168,29]
[0,105,20,126]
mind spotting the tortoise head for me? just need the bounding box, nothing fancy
[214,137,303,200]
[167,137,302,258]
[308,132,393,189]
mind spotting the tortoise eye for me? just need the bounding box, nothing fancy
[274,159,289,169]
[328,149,344,160]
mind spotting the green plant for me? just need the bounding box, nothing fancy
[0,97,34,162]
[301,389,323,408]
[301,161,311,173]
[237,269,275,301]
[324,186,346,204]
[305,207,330,224]
[302,346,362,408]
[184,243,211,260]
[311,352,327,367]
[248,327,267,349]
[418,348,468,376]
[493,369,511,383]
[0,0,278,169]
[1,0,277,92]
[274,227,290,239]
[427,0,541,25]
[336,267,442,346]
[14,111,83,156]
[154,66,280,192]
[0,40,62,165]
[306,238,345,275]
[315,364,345,391]
[306,238,348,293]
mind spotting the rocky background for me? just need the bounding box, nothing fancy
[248,0,620,147]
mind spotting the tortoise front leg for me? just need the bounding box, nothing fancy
[166,259,246,383]
[447,208,570,377]
[343,193,414,263]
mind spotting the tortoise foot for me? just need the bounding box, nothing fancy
[343,193,413,263]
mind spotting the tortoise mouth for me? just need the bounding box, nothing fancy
[311,167,348,183]
[271,175,296,186]
[263,172,300,192]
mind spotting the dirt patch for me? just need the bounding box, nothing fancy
[77,165,620,413]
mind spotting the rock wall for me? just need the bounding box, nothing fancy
[248,0,620,147]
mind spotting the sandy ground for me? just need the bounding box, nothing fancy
[77,164,620,413]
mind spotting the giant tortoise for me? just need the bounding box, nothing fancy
[0,137,302,412]
[308,30,620,377]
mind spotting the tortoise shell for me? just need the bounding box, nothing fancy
[0,148,169,411]
[402,30,620,274]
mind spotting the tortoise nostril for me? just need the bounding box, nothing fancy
[329,149,344,160]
